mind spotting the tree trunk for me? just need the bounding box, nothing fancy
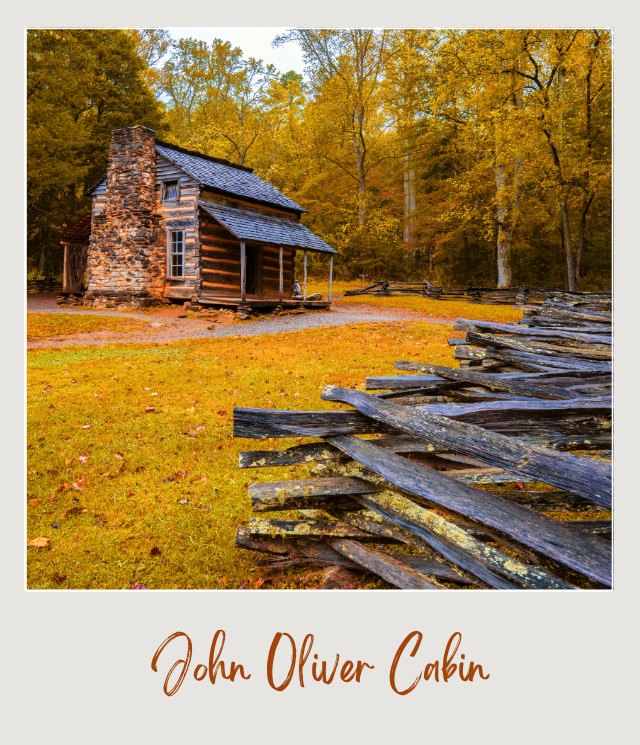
[496,224,514,288]
[560,200,578,291]
[352,102,367,228]
[493,164,514,288]
[353,140,366,228]
[403,137,416,248]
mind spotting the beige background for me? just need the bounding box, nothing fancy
[11,3,635,743]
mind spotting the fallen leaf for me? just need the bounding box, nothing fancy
[254,579,264,589]
[144,407,155,413]
[29,499,41,506]
[515,482,524,490]
[130,583,147,590]
[51,522,61,529]
[114,453,124,460]
[178,499,189,505]
[51,573,67,586]
[217,410,227,416]
[79,455,89,463]
[150,546,161,557]
[27,536,50,548]
[82,425,91,429]
[72,479,86,491]
[65,507,85,516]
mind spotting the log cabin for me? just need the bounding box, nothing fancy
[59,125,337,309]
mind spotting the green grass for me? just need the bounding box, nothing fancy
[28,313,148,340]
[27,320,460,590]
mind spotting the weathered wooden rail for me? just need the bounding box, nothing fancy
[343,281,611,309]
[27,278,63,294]
[230,297,612,590]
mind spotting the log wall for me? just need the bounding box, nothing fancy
[199,210,295,298]
[155,154,201,298]
[87,135,299,303]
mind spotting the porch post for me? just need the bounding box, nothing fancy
[328,255,333,303]
[278,246,283,302]
[303,250,307,299]
[240,241,246,302]
[62,244,69,293]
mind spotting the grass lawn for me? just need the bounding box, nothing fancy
[27,320,461,590]
[28,313,148,340]
[305,281,523,324]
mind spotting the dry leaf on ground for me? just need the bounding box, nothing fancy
[27,536,50,548]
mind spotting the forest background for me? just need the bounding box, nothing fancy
[27,28,612,291]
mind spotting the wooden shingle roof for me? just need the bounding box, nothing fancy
[156,143,305,214]
[198,201,337,254]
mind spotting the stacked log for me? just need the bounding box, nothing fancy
[450,299,612,374]
[27,278,63,294]
[343,281,611,308]
[230,300,612,590]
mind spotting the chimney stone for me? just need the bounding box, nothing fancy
[86,126,164,306]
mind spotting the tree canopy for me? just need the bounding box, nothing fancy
[27,29,166,274]
[27,28,611,290]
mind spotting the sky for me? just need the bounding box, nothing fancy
[166,28,305,76]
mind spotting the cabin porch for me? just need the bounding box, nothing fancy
[196,295,330,309]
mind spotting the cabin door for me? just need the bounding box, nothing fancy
[245,245,259,296]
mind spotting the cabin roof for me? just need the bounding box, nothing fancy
[155,143,305,214]
[197,201,338,254]
[59,213,92,245]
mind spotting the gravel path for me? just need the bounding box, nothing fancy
[28,293,446,348]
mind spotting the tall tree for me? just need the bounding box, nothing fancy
[512,30,611,290]
[27,29,166,273]
[383,31,434,258]
[161,38,279,166]
[275,29,398,227]
[428,30,530,287]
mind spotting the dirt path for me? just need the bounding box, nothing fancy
[27,293,454,348]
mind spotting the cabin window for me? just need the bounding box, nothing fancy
[168,230,184,278]
[162,180,180,201]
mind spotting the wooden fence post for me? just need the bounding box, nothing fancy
[279,246,283,303]
[62,244,69,293]
[329,256,333,303]
[303,250,307,299]
[240,241,246,302]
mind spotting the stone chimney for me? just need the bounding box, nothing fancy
[86,125,159,305]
